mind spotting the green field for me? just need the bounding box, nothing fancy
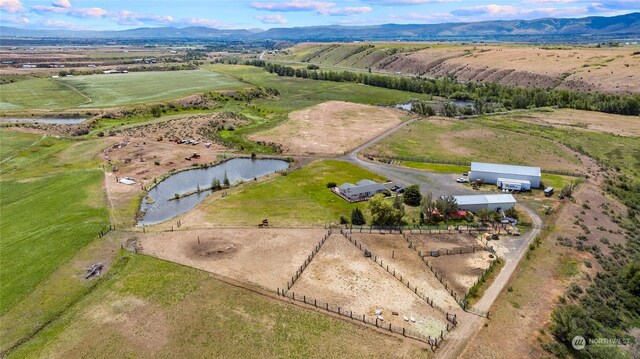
[7,253,428,359]
[202,160,386,227]
[204,64,429,152]
[0,170,108,314]
[0,131,43,162]
[207,64,431,111]
[0,70,244,110]
[369,118,582,171]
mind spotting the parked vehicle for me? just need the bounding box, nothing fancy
[544,187,554,197]
[456,177,469,183]
[462,172,468,176]
[397,187,405,193]
[390,185,399,191]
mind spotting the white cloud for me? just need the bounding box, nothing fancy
[110,10,174,26]
[52,0,71,8]
[451,4,517,17]
[179,17,230,28]
[250,1,335,12]
[255,14,288,24]
[366,0,461,5]
[321,6,372,15]
[0,0,25,13]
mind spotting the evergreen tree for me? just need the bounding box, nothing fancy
[351,207,366,225]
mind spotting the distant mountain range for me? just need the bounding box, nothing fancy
[1,13,639,41]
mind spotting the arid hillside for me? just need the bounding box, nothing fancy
[275,43,640,95]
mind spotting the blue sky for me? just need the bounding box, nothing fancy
[0,0,638,30]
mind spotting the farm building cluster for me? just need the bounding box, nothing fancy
[469,162,541,190]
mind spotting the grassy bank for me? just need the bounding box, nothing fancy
[203,160,387,227]
[8,252,430,358]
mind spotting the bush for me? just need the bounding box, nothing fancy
[339,215,349,225]
[351,207,366,226]
[403,184,422,206]
[504,207,519,219]
[326,182,337,188]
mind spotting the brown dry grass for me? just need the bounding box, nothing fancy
[513,109,640,137]
[250,101,406,156]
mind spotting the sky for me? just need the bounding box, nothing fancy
[0,0,638,30]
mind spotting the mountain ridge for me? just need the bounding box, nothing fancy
[1,13,638,40]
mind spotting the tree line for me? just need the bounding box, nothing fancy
[238,59,639,116]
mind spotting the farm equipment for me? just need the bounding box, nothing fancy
[185,152,201,161]
[471,179,484,190]
[258,219,269,227]
[85,263,104,279]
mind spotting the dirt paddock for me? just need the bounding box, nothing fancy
[137,228,327,289]
[290,234,447,337]
[351,233,460,312]
[250,101,406,156]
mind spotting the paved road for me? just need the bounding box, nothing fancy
[339,117,543,358]
[341,118,476,196]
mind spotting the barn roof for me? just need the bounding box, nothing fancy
[471,162,541,177]
[453,194,517,206]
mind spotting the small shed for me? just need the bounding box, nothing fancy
[337,179,387,201]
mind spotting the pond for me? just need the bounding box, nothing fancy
[0,117,86,125]
[138,158,289,226]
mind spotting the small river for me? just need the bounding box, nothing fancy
[138,158,289,226]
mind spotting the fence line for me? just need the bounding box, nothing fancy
[363,153,585,178]
[275,289,446,351]
[98,223,114,238]
[284,229,332,293]
[399,233,465,307]
[423,245,486,257]
[338,229,458,328]
[346,224,495,235]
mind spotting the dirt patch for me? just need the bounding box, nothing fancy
[250,101,406,156]
[115,112,249,142]
[138,228,327,290]
[352,233,461,312]
[291,234,448,338]
[188,240,241,260]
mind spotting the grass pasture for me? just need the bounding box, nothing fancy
[0,170,109,314]
[198,160,386,227]
[0,70,244,110]
[0,131,43,162]
[8,253,429,359]
[369,118,582,172]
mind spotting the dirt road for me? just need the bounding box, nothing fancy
[435,205,542,359]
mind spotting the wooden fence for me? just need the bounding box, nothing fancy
[284,229,332,292]
[275,289,450,351]
[339,229,459,324]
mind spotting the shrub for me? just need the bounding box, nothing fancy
[403,184,422,206]
[351,207,366,226]
[326,182,337,188]
[339,215,349,225]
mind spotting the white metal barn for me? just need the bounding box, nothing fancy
[452,194,517,212]
[469,162,541,188]
[337,179,387,201]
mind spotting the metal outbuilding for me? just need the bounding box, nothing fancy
[469,162,541,188]
[452,194,517,212]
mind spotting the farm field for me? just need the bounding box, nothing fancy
[179,160,387,227]
[0,70,244,110]
[368,117,583,172]
[206,64,433,112]
[138,228,328,290]
[507,108,640,137]
[0,130,43,162]
[275,43,640,94]
[290,234,448,338]
[7,252,430,359]
[350,233,460,311]
[0,170,108,314]
[250,101,407,156]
